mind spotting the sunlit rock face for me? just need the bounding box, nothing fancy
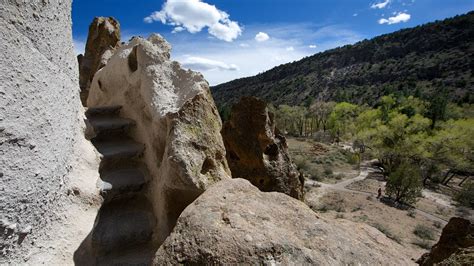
[78,16,121,104]
[221,96,304,199]
[154,178,413,265]
[87,34,231,243]
[0,0,84,261]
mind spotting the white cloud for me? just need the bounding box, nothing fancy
[371,0,390,9]
[171,23,363,85]
[378,12,411,24]
[172,26,185,33]
[353,13,358,17]
[309,44,317,49]
[255,32,270,42]
[144,0,242,42]
[286,46,294,51]
[181,56,239,71]
[73,39,85,55]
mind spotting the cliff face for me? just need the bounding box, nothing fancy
[0,0,87,261]
[212,11,474,107]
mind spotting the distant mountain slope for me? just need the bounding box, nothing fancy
[211,12,474,107]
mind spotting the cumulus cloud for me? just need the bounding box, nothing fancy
[255,32,270,42]
[144,0,242,42]
[286,46,294,51]
[378,12,411,24]
[371,0,390,9]
[309,44,317,49]
[181,56,239,71]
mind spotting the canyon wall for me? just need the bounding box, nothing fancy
[0,0,88,261]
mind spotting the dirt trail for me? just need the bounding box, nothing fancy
[305,164,448,225]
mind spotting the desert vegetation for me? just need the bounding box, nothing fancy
[264,94,473,206]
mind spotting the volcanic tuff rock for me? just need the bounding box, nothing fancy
[221,97,304,199]
[0,1,103,265]
[79,17,120,104]
[87,34,231,243]
[154,178,413,265]
[417,217,474,265]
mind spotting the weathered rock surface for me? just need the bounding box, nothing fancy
[79,17,120,104]
[154,178,413,265]
[222,97,304,199]
[87,34,231,244]
[0,0,91,262]
[417,217,474,265]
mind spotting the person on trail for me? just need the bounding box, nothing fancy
[377,187,382,199]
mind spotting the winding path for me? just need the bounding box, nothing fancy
[305,165,448,225]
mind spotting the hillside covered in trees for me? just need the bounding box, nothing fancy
[212,11,474,108]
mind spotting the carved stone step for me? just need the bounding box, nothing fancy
[88,116,136,139]
[97,168,146,199]
[86,105,122,117]
[92,138,144,160]
[91,197,155,254]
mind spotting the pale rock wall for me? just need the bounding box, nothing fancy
[87,34,231,244]
[0,0,97,262]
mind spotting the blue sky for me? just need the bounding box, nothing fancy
[72,0,473,85]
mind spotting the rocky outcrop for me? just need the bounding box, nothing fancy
[79,17,120,104]
[154,178,412,265]
[221,97,304,199]
[87,34,231,244]
[0,0,90,262]
[417,217,474,265]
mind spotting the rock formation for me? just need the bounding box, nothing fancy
[154,178,413,264]
[87,34,231,244]
[417,217,474,265]
[221,97,304,199]
[0,0,96,263]
[78,17,120,105]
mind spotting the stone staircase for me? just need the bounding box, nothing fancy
[85,106,156,265]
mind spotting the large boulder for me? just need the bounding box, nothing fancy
[87,34,231,243]
[154,178,413,265]
[417,217,474,265]
[221,97,304,199]
[79,17,120,104]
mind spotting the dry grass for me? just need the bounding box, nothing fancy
[306,188,443,259]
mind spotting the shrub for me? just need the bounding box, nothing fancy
[385,162,423,204]
[316,204,329,213]
[407,209,416,218]
[412,239,432,250]
[372,223,402,243]
[335,173,344,180]
[294,156,310,171]
[335,213,345,219]
[323,166,333,176]
[433,221,443,229]
[455,182,474,208]
[414,224,435,240]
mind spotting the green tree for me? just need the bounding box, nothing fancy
[328,102,359,142]
[385,162,423,204]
